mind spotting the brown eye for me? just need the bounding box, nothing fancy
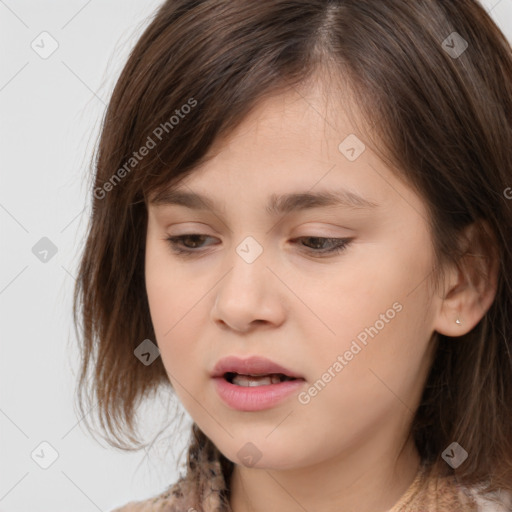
[165,234,217,255]
[165,234,353,258]
[294,237,352,256]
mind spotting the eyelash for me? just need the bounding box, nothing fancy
[164,234,352,258]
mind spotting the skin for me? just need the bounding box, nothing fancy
[145,77,497,512]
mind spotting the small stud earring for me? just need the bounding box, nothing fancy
[455,317,462,325]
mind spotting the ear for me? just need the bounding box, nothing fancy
[433,220,500,337]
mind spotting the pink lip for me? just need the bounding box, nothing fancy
[210,355,305,411]
[210,355,303,379]
[212,377,305,411]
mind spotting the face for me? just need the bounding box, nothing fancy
[145,80,440,471]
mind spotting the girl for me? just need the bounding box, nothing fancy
[73,0,512,510]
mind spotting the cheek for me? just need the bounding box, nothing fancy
[145,245,173,333]
[306,239,434,387]
[145,233,190,327]
[145,238,185,352]
[145,237,210,388]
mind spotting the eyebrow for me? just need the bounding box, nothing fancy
[149,188,380,215]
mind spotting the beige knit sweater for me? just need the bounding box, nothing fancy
[111,459,512,512]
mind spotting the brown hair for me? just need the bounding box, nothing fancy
[73,0,512,502]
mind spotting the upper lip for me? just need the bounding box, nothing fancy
[211,355,304,379]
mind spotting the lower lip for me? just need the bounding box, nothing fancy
[213,376,305,411]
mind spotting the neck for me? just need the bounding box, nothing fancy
[229,426,421,512]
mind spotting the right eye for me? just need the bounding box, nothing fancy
[165,234,216,255]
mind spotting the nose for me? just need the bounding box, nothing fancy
[210,241,286,332]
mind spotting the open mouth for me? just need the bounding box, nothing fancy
[224,372,298,387]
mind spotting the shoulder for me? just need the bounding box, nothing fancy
[461,486,512,512]
[109,477,198,512]
[391,464,512,512]
[109,491,172,512]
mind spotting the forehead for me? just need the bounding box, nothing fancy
[147,83,425,222]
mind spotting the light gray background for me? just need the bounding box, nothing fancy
[1,1,511,511]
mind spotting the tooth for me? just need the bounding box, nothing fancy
[232,374,274,387]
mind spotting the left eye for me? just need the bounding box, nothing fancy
[165,234,352,257]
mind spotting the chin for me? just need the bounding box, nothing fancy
[216,440,313,471]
